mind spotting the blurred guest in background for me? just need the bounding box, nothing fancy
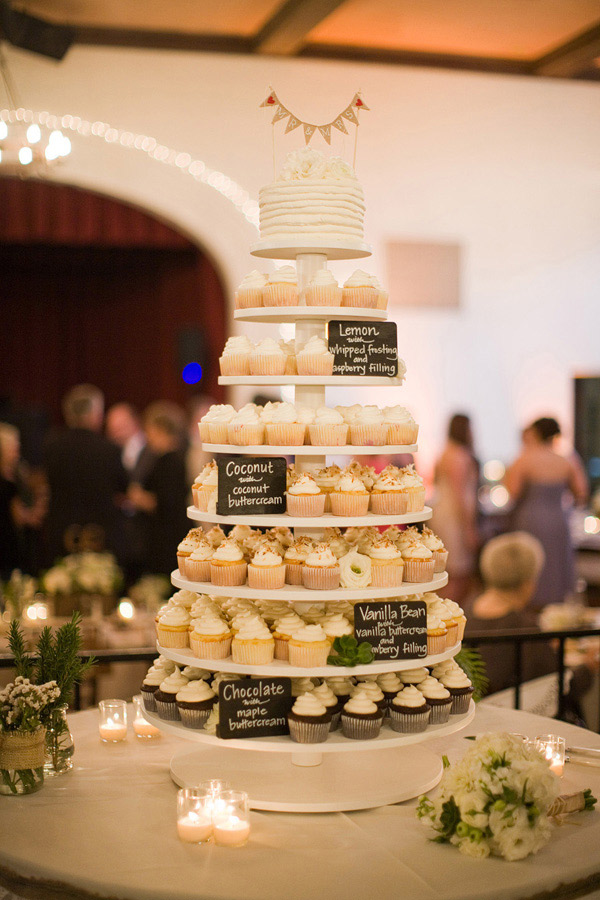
[505,417,588,608]
[430,413,480,605]
[127,402,188,575]
[43,385,127,564]
[0,423,46,577]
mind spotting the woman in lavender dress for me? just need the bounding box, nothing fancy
[505,418,587,609]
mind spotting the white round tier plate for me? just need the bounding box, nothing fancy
[171,570,448,600]
[202,442,417,456]
[157,639,461,678]
[187,506,432,527]
[250,238,372,260]
[219,375,403,386]
[233,307,387,323]
[169,744,443,812]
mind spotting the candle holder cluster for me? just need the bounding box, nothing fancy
[177,781,250,846]
[98,697,161,742]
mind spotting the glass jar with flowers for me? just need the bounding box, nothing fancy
[0,677,60,794]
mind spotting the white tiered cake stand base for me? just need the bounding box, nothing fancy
[170,744,442,813]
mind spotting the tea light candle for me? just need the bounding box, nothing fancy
[132,695,161,739]
[212,790,250,847]
[98,699,127,742]
[535,734,565,777]
[177,788,213,844]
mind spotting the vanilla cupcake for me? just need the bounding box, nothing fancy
[421,527,448,573]
[338,548,371,589]
[286,472,325,518]
[389,685,430,733]
[272,611,306,660]
[426,612,448,656]
[227,405,265,446]
[209,539,247,587]
[154,668,189,721]
[302,543,340,590]
[156,606,190,649]
[350,406,388,446]
[399,465,426,512]
[262,401,304,446]
[176,679,217,729]
[200,404,236,444]
[283,538,314,585]
[314,465,341,511]
[231,618,275,665]
[384,406,419,445]
[341,691,384,739]
[310,682,341,729]
[263,266,298,307]
[305,268,342,307]
[219,335,254,376]
[320,613,353,651]
[402,541,435,583]
[250,338,286,376]
[235,270,267,309]
[248,544,286,590]
[445,599,467,641]
[288,623,331,668]
[342,270,378,309]
[296,336,334,376]
[288,693,331,743]
[176,536,198,576]
[418,675,452,724]
[369,469,408,516]
[308,407,348,446]
[189,615,232,660]
[427,598,458,648]
[185,539,214,582]
[367,539,404,588]
[194,462,219,512]
[440,669,473,714]
[330,469,370,517]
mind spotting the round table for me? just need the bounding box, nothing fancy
[1,705,600,900]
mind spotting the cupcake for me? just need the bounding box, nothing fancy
[389,685,431,733]
[219,335,254,376]
[272,611,306,660]
[287,693,331,743]
[235,270,267,309]
[383,406,419,445]
[189,615,232,660]
[209,539,247,587]
[341,691,384,739]
[350,406,388,447]
[203,703,220,736]
[308,407,348,446]
[369,470,408,516]
[296,336,334,376]
[322,527,350,559]
[398,465,426,512]
[286,473,325,517]
[176,679,217,729]
[205,526,225,549]
[426,612,448,656]
[227,406,265,446]
[288,624,331,668]
[301,543,340,590]
[320,613,353,652]
[194,461,219,511]
[421,527,448,573]
[427,598,458,648]
[367,539,404,588]
[231,618,275,665]
[330,469,370,517]
[313,465,341,512]
[445,600,467,641]
[154,668,189,721]
[262,402,305,446]
[248,544,286,590]
[398,667,430,685]
[440,669,474,715]
[351,681,387,717]
[181,666,211,681]
[250,338,286,376]
[342,270,378,308]
[338,548,371,590]
[283,538,314,585]
[402,541,435,583]
[325,676,354,711]
[372,277,389,311]
[376,672,403,709]
[418,676,452,724]
[305,268,342,307]
[291,677,318,697]
[185,539,214,582]
[140,661,173,713]
[156,606,191,649]
[263,266,298,307]
[310,683,342,730]
[200,404,236,444]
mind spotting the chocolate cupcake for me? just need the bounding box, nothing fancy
[288,693,331,743]
[154,668,189,721]
[341,691,384,740]
[440,669,474,714]
[389,685,431,733]
[417,676,452,724]
[351,681,387,717]
[140,658,175,712]
[310,683,342,730]
[325,676,354,714]
[176,680,216,729]
[376,672,403,711]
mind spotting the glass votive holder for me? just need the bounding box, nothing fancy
[212,790,251,847]
[535,734,566,776]
[98,699,128,742]
[177,788,213,844]
[198,779,232,817]
[132,695,161,739]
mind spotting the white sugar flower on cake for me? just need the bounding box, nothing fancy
[279,148,328,181]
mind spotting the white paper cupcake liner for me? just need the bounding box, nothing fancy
[265,423,306,446]
[349,424,389,446]
[189,633,232,660]
[308,424,348,446]
[296,354,334,376]
[231,639,275,665]
[209,561,247,586]
[219,353,251,376]
[286,493,326,517]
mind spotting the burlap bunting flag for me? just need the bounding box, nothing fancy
[260,90,369,144]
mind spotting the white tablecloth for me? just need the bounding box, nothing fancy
[1,705,600,900]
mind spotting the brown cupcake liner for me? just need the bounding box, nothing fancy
[247,564,286,590]
[249,354,287,376]
[308,424,348,446]
[185,558,212,582]
[341,287,379,309]
[302,565,340,590]
[219,353,251,376]
[287,640,330,668]
[156,626,189,649]
[296,354,334,376]
[284,560,304,584]
[426,699,452,724]
[386,423,419,445]
[389,707,431,733]
[189,633,232,660]
[341,714,383,740]
[235,287,263,309]
[305,285,342,307]
[231,639,275,665]
[449,689,473,715]
[288,718,330,743]
[266,423,306,446]
[369,492,408,516]
[227,423,265,446]
[350,424,389,446]
[140,688,157,713]
[286,492,326,517]
[154,698,181,721]
[178,706,212,729]
[208,423,229,444]
[263,284,299,307]
[403,559,435,583]
[209,561,247,586]
[329,492,370,517]
[370,560,404,587]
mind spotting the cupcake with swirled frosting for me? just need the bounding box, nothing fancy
[156,605,191,649]
[250,337,287,377]
[342,270,378,309]
[311,682,342,730]
[219,334,255,376]
[389,685,431,733]
[185,538,214,583]
[440,668,473,715]
[288,623,331,668]
[227,405,265,446]
[305,268,342,307]
[286,472,325,518]
[367,538,404,588]
[399,465,426,513]
[417,675,452,724]
[288,693,331,744]
[420,526,448,574]
[263,266,298,307]
[314,465,341,512]
[308,406,348,447]
[271,612,306,660]
[247,544,286,591]
[296,335,334,376]
[176,679,217,729]
[154,668,189,721]
[199,404,236,443]
[370,469,408,516]
[231,617,275,665]
[209,539,247,587]
[341,690,384,740]
[189,614,232,660]
[402,541,435,584]
[262,401,305,446]
[350,405,388,447]
[235,270,267,309]
[383,406,418,446]
[301,543,340,591]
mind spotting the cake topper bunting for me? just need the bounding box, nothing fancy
[260,89,369,146]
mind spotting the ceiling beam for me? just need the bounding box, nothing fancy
[253,0,348,55]
[533,23,600,77]
[70,26,253,55]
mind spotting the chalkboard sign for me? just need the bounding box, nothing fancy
[218,678,293,739]
[217,456,286,516]
[328,321,398,377]
[354,600,427,660]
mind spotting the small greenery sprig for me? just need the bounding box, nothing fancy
[455,647,489,701]
[8,612,96,714]
[327,635,374,667]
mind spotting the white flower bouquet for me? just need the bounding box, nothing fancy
[42,552,123,597]
[0,677,61,732]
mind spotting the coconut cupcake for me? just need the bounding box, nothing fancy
[369,470,408,516]
[399,465,426,512]
[302,543,340,590]
[384,406,418,445]
[314,465,341,511]
[322,527,350,559]
[308,407,348,446]
[305,268,342,307]
[209,539,247,587]
[296,336,334,376]
[219,334,254,376]
[421,527,448,573]
[288,693,331,743]
[418,676,452,724]
[283,538,314,585]
[341,691,384,740]
[247,544,286,590]
[330,468,370,517]
[440,669,474,714]
[227,406,265,446]
[200,404,236,444]
[286,472,325,518]
[249,338,287,376]
[350,406,388,446]
[311,682,342,730]
[231,617,275,665]
[402,541,435,583]
[154,668,189,721]
[272,611,306,660]
[156,606,191,649]
[368,539,404,588]
[176,679,217,729]
[235,270,267,309]
[288,624,331,668]
[263,265,298,307]
[389,685,431,733]
[189,615,232,660]
[342,270,378,308]
[184,539,214,582]
[262,402,304,446]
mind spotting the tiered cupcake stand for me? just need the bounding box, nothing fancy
[146,240,474,812]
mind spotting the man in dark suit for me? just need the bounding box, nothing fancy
[44,384,127,563]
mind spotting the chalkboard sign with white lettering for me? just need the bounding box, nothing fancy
[218,677,293,739]
[217,456,286,516]
[328,321,398,377]
[354,600,427,660]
